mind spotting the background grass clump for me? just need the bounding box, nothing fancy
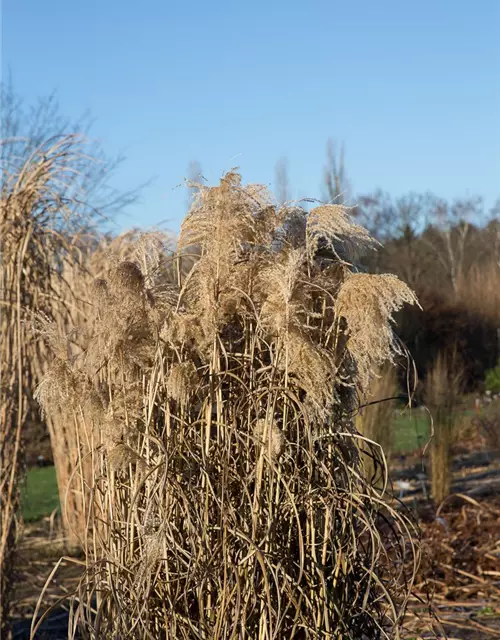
[0,134,96,632]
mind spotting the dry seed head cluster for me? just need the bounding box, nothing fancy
[306,203,380,262]
[336,272,420,392]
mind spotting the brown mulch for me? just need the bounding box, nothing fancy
[404,495,500,639]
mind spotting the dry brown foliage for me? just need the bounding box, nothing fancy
[36,173,420,639]
[406,496,500,639]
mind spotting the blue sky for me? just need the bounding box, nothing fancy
[3,0,499,233]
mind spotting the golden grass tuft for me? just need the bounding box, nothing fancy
[107,442,148,473]
[424,349,464,505]
[166,362,199,404]
[31,230,172,547]
[110,260,145,295]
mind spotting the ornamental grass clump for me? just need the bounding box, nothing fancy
[36,172,420,639]
[0,135,97,632]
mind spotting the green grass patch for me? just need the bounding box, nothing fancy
[392,410,430,453]
[21,465,60,522]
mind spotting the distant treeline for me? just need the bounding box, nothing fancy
[352,190,500,390]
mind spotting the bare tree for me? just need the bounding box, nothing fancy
[1,79,144,224]
[275,156,290,205]
[355,191,436,289]
[423,196,484,296]
[355,190,398,241]
[322,139,351,203]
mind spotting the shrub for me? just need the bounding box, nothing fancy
[485,360,500,395]
[36,174,420,639]
[473,399,500,453]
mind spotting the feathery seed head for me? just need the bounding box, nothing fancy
[91,278,109,307]
[306,204,379,263]
[336,273,419,392]
[110,261,145,295]
[284,331,337,417]
[35,359,79,417]
[259,248,307,335]
[255,419,285,460]
[82,389,106,427]
[166,362,199,404]
[102,411,126,449]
